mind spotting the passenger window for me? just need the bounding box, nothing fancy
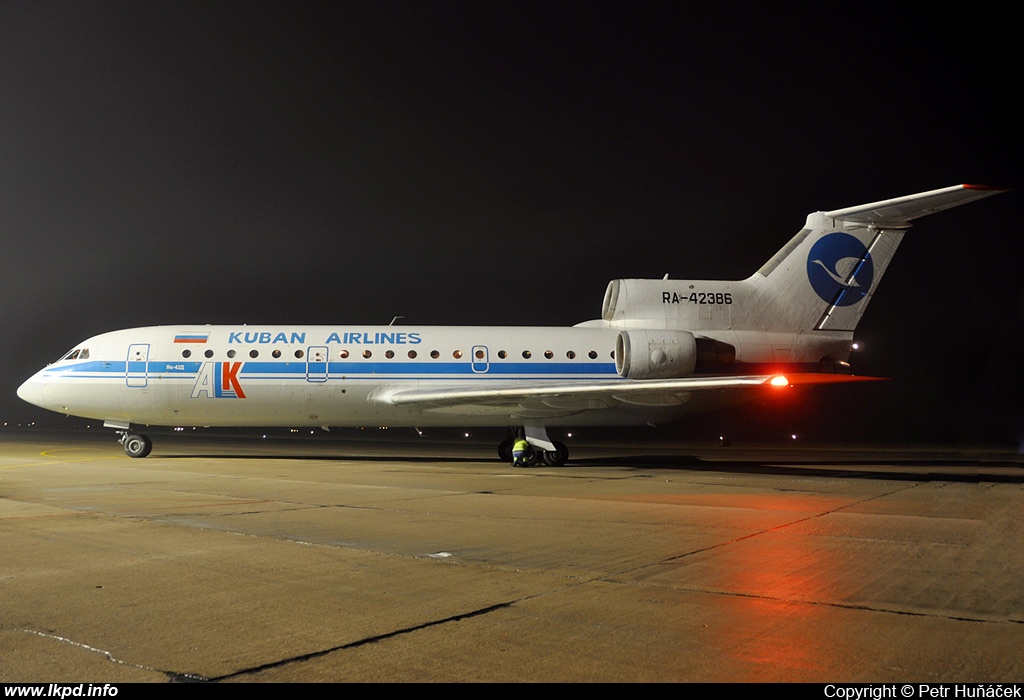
[566,350,575,359]
[295,349,304,359]
[272,349,281,358]
[430,350,439,359]
[408,350,417,359]
[385,350,394,359]
[227,350,237,358]
[588,350,597,359]
[249,349,259,358]
[522,350,532,359]
[475,349,485,359]
[204,349,214,358]
[544,350,553,359]
[453,350,463,359]
[362,350,372,358]
[182,349,191,358]
[498,350,507,359]
[338,350,348,359]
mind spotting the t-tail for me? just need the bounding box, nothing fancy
[583,185,1005,377]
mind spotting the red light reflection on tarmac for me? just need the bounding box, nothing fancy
[670,493,854,681]
[724,552,829,679]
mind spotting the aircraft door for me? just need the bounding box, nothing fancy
[126,344,150,388]
[471,345,489,373]
[306,346,328,382]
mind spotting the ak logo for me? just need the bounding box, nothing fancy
[190,362,246,399]
[806,233,874,306]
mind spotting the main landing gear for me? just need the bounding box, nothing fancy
[498,427,569,467]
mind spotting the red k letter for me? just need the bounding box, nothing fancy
[221,362,246,398]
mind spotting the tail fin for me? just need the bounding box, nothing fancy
[742,184,1005,333]
[600,184,1004,335]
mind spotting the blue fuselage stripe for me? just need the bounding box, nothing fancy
[44,359,620,380]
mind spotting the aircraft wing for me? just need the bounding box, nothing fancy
[373,373,882,418]
[824,183,1005,227]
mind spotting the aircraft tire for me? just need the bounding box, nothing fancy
[524,446,540,467]
[498,439,513,463]
[124,434,152,458]
[542,441,569,467]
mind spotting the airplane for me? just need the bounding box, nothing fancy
[17,184,1005,464]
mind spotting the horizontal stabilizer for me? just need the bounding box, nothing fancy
[823,184,1005,227]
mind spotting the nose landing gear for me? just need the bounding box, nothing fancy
[118,431,152,458]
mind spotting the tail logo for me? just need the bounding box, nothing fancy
[806,233,874,306]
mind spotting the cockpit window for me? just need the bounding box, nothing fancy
[59,348,91,361]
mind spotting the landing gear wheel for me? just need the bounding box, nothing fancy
[123,434,152,458]
[542,441,569,466]
[498,439,513,463]
[524,446,540,467]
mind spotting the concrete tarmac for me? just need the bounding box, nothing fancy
[1,431,1021,682]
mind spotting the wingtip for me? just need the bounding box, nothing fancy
[962,183,1008,192]
[776,374,889,386]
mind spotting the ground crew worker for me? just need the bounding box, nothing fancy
[511,437,529,466]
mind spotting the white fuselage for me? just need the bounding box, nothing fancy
[19,324,752,429]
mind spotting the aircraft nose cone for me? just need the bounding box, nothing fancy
[17,377,44,408]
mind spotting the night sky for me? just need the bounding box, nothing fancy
[1,2,1020,443]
